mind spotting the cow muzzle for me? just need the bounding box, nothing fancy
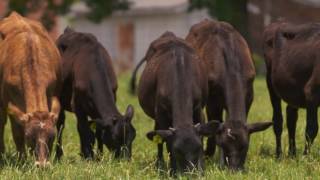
[35,160,51,168]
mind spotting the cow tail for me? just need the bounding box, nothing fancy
[274,28,288,64]
[130,57,146,94]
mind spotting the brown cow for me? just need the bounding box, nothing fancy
[186,19,272,170]
[0,12,61,167]
[55,28,135,160]
[264,21,320,157]
[131,32,218,174]
[263,20,292,157]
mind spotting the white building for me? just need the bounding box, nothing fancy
[64,0,211,71]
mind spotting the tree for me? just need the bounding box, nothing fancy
[84,0,130,23]
[8,0,130,30]
[189,0,248,37]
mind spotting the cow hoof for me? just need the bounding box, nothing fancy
[155,159,165,170]
[288,150,296,158]
[35,161,51,168]
[275,149,282,159]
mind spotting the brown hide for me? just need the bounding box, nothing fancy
[186,19,272,170]
[265,22,320,156]
[186,20,255,121]
[0,12,61,167]
[137,32,211,173]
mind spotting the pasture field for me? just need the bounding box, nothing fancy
[0,75,320,180]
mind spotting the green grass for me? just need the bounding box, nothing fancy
[0,75,320,179]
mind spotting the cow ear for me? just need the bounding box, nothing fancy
[146,130,174,143]
[8,102,30,125]
[19,113,31,125]
[0,32,4,41]
[196,120,221,137]
[64,26,74,34]
[247,121,273,134]
[124,105,134,122]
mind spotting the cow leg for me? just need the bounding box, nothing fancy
[167,142,177,176]
[286,105,298,157]
[304,106,318,155]
[155,122,165,169]
[246,85,254,116]
[205,101,223,157]
[194,109,205,154]
[75,108,95,159]
[267,72,283,158]
[95,125,103,156]
[154,107,169,169]
[9,116,26,158]
[0,109,7,155]
[194,108,205,124]
[55,110,65,160]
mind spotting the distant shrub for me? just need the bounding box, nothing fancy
[252,53,266,76]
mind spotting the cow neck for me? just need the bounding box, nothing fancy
[171,47,194,128]
[89,55,121,125]
[91,81,121,124]
[22,34,49,113]
[171,101,194,128]
[224,74,247,122]
[23,81,49,113]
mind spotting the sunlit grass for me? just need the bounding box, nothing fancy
[0,74,319,179]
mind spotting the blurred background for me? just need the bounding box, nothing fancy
[1,0,320,74]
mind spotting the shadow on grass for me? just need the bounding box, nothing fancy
[259,144,275,158]
[0,152,37,172]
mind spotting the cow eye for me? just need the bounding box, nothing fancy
[59,44,67,52]
[266,39,273,48]
[283,32,295,40]
[0,32,4,40]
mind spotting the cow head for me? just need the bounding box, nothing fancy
[56,27,98,54]
[146,121,219,173]
[23,112,57,166]
[102,105,136,159]
[213,120,272,170]
[8,98,60,167]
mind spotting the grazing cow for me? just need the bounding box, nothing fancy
[131,31,219,174]
[55,28,135,160]
[0,12,61,167]
[263,20,293,157]
[186,19,272,170]
[264,22,320,156]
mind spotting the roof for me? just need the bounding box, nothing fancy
[70,0,189,17]
[131,0,187,9]
[293,0,320,7]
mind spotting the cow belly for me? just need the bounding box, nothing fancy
[273,78,307,108]
[137,86,156,119]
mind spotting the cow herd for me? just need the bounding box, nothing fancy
[0,11,319,176]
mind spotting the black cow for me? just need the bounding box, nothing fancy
[264,22,320,156]
[131,32,218,174]
[55,28,136,159]
[186,19,273,170]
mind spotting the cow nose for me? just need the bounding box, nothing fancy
[35,160,51,168]
[118,146,131,160]
[229,164,244,172]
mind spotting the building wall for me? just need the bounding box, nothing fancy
[248,0,320,54]
[133,13,191,64]
[69,9,210,69]
[72,18,117,60]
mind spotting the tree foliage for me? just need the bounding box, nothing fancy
[8,0,130,30]
[84,0,130,23]
[189,0,248,37]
